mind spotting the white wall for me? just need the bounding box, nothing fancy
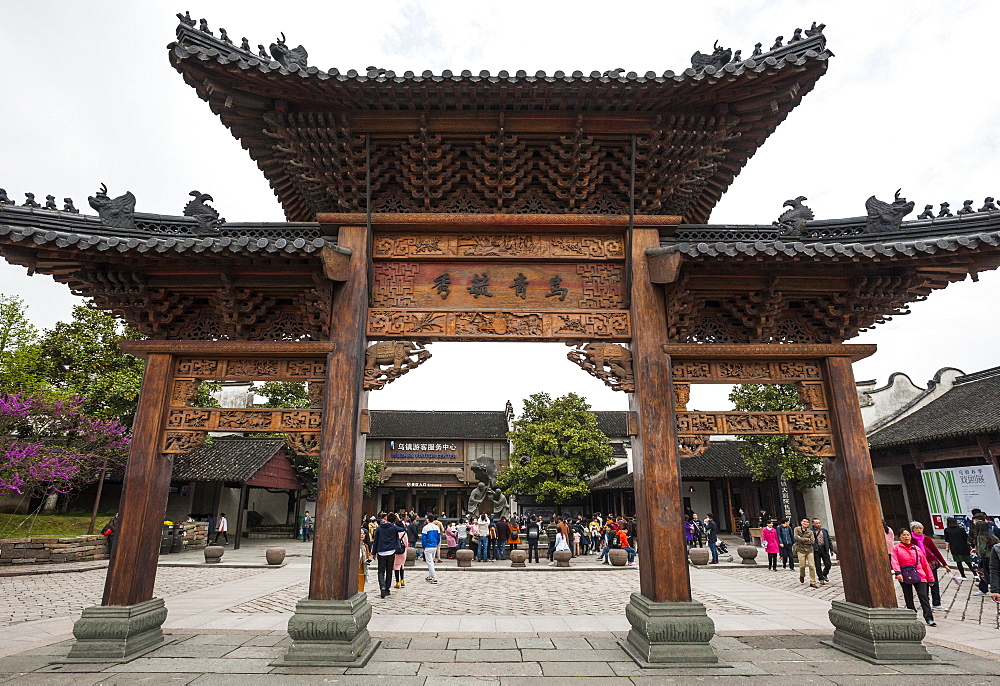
[246,489,292,525]
[802,481,835,536]
[683,481,713,520]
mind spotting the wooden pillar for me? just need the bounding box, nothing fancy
[103,353,174,606]
[233,484,248,551]
[628,227,689,603]
[822,356,897,609]
[309,224,369,601]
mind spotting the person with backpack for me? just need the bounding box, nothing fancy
[971,520,999,596]
[525,516,541,563]
[372,513,406,598]
[704,513,719,564]
[545,517,559,562]
[777,517,795,570]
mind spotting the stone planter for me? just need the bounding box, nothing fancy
[404,547,417,567]
[554,550,572,567]
[609,548,629,566]
[688,547,710,566]
[456,549,474,567]
[265,547,286,565]
[204,546,224,564]
[737,545,758,565]
[509,549,527,568]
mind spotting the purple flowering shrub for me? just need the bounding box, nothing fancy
[0,392,130,496]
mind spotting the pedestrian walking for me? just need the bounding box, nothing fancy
[970,520,998,596]
[777,517,795,570]
[476,514,490,561]
[891,529,936,626]
[909,521,950,608]
[422,514,441,583]
[214,512,229,544]
[301,511,313,542]
[525,516,541,563]
[372,513,405,598]
[811,518,833,584]
[393,521,408,588]
[794,518,818,587]
[705,513,719,564]
[761,519,779,571]
[943,516,973,578]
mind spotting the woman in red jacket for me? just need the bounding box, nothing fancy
[910,521,950,609]
[890,529,936,626]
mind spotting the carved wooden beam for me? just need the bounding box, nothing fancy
[676,411,831,435]
[321,244,353,281]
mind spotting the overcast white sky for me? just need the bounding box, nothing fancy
[2,1,999,413]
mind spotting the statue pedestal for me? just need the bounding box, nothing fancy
[620,594,719,666]
[825,600,932,664]
[64,598,168,662]
[456,549,474,567]
[276,594,380,667]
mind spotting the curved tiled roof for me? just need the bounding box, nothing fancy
[168,21,831,223]
[868,368,1000,449]
[591,440,751,489]
[171,437,287,482]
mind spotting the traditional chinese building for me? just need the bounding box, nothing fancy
[5,13,1000,667]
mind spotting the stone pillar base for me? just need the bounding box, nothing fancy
[275,594,380,667]
[621,594,719,666]
[825,600,932,664]
[65,598,168,662]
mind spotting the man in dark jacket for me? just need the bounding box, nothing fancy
[525,516,541,563]
[777,517,795,570]
[990,542,1000,603]
[495,517,510,560]
[811,518,833,584]
[405,516,421,558]
[704,513,719,564]
[372,513,405,598]
[546,517,559,562]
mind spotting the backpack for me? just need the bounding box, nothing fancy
[526,523,539,540]
[609,531,622,548]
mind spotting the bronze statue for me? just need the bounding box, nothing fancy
[467,481,489,514]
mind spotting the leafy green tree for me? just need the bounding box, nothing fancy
[364,459,385,497]
[728,384,825,490]
[32,305,145,424]
[496,392,614,507]
[257,382,310,408]
[0,295,44,395]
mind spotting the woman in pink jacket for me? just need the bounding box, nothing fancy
[890,529,936,626]
[761,520,780,571]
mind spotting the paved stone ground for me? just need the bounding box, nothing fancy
[3,630,999,683]
[712,563,1000,629]
[0,567,270,627]
[226,572,765,616]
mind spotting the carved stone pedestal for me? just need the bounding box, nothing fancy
[276,594,379,667]
[825,600,932,664]
[620,594,719,667]
[65,598,168,662]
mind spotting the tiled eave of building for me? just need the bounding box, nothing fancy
[0,204,328,259]
[168,21,830,223]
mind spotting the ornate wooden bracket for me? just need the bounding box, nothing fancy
[321,244,353,281]
[645,246,683,284]
[363,340,432,391]
[676,411,830,435]
[565,341,634,392]
[673,382,690,410]
[678,436,710,459]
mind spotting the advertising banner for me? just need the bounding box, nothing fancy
[921,466,1000,533]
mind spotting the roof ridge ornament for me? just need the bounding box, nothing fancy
[864,190,914,233]
[183,190,226,234]
[88,183,136,229]
[774,196,814,236]
[269,32,308,71]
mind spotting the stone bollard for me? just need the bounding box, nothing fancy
[737,545,758,565]
[204,546,224,564]
[265,547,286,565]
[688,547,710,566]
[404,547,417,567]
[554,550,572,567]
[509,549,527,568]
[456,549,474,568]
[609,548,628,566]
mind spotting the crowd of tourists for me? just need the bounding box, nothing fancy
[361,511,640,598]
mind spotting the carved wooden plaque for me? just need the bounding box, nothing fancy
[367,230,630,341]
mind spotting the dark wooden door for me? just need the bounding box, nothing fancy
[878,484,908,535]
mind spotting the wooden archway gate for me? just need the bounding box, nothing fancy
[72,215,929,666]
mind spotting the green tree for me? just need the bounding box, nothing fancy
[728,384,825,490]
[0,294,44,394]
[364,459,385,497]
[33,304,145,424]
[257,381,310,408]
[496,392,614,507]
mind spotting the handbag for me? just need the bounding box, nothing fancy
[898,564,920,584]
[101,526,113,536]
